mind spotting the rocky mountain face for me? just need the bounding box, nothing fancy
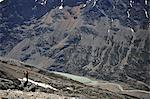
[0,0,150,90]
[0,0,87,26]
[0,0,87,56]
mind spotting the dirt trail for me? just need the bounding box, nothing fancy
[88,81,150,99]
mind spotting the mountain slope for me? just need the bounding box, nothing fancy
[0,0,150,94]
[0,57,141,99]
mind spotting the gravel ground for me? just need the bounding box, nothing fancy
[0,90,83,99]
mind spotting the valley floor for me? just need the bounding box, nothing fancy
[53,72,150,99]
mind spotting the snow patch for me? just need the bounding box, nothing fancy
[84,0,92,7]
[59,0,64,10]
[130,28,135,33]
[93,0,98,7]
[59,5,63,10]
[0,0,4,3]
[127,9,130,18]
[130,0,133,7]
[40,2,44,5]
[144,9,148,18]
[66,87,73,91]
[107,29,110,33]
[35,0,47,5]
[83,4,87,7]
[18,78,58,91]
[145,0,148,5]
[44,0,47,4]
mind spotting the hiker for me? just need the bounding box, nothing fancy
[24,71,29,87]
